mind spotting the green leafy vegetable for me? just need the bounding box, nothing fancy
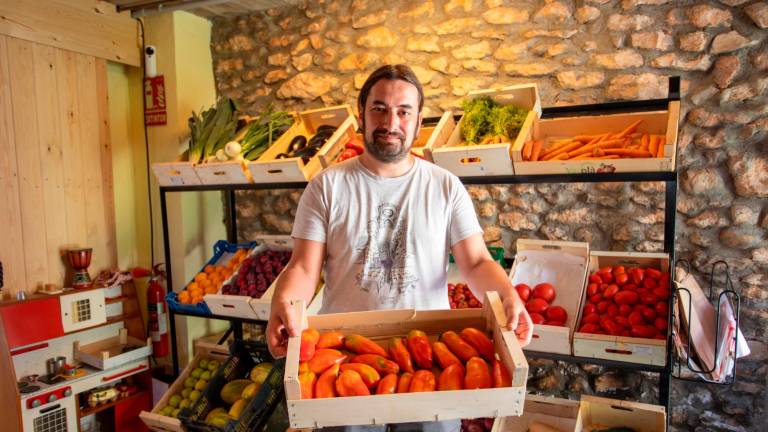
[187,98,239,163]
[239,106,295,161]
[460,96,529,145]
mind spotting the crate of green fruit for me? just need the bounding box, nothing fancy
[140,342,231,432]
[179,339,285,432]
[431,84,541,176]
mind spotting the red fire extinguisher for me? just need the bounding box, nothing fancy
[147,263,169,357]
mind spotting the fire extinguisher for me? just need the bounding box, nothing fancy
[147,263,169,357]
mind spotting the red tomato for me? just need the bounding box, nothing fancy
[599,271,614,284]
[526,298,549,314]
[628,311,645,326]
[614,272,629,286]
[653,287,670,300]
[618,304,632,316]
[586,283,599,297]
[654,317,668,332]
[533,283,556,303]
[630,325,656,339]
[655,302,668,317]
[529,313,546,324]
[582,313,600,324]
[645,268,662,280]
[614,316,631,328]
[614,291,639,305]
[579,323,600,333]
[545,320,565,327]
[599,266,613,274]
[589,293,603,304]
[641,293,660,306]
[546,306,568,323]
[621,330,631,337]
[623,283,639,291]
[642,278,658,290]
[596,301,610,313]
[629,268,644,285]
[612,265,626,274]
[603,284,619,299]
[583,304,596,315]
[514,283,531,303]
[588,274,603,284]
[642,306,657,322]
[599,317,622,335]
[607,305,619,317]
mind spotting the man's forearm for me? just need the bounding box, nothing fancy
[271,264,319,308]
[464,259,516,303]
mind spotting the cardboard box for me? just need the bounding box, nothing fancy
[283,292,528,428]
[508,239,590,355]
[431,84,540,176]
[512,101,680,175]
[140,342,230,432]
[492,395,579,432]
[248,105,357,182]
[572,251,670,366]
[575,395,666,432]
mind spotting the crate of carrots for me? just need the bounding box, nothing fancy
[166,240,255,316]
[511,100,680,175]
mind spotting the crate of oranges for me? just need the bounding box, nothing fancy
[166,240,257,316]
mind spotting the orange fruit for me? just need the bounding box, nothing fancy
[204,286,218,295]
[178,291,191,304]
[194,273,207,283]
[187,282,199,291]
[191,294,203,304]
[204,265,215,274]
[189,287,203,298]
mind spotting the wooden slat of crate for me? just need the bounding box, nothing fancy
[572,251,670,366]
[492,395,579,432]
[508,239,590,355]
[194,159,252,185]
[152,162,202,186]
[575,395,666,432]
[431,84,540,176]
[75,328,152,370]
[414,111,456,162]
[283,291,528,428]
[249,105,355,182]
[512,101,680,175]
[315,116,359,169]
[140,342,230,432]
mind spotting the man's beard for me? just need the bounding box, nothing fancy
[363,126,412,163]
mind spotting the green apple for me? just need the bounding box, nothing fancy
[184,377,196,388]
[207,360,219,372]
[181,388,193,399]
[191,368,204,379]
[171,408,181,418]
[179,398,192,409]
[199,358,209,369]
[189,390,201,402]
[195,379,208,391]
[168,394,182,408]
[160,406,174,416]
[200,370,212,381]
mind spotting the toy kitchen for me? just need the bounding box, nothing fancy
[0,281,153,432]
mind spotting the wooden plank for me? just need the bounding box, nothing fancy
[7,37,49,293]
[57,48,88,251]
[75,55,115,274]
[0,0,140,67]
[32,42,69,286]
[0,35,27,297]
[95,58,118,268]
[0,316,23,432]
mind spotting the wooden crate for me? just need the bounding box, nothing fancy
[139,342,230,432]
[431,84,541,176]
[315,116,359,169]
[414,111,456,162]
[512,101,680,175]
[248,105,357,182]
[152,161,201,186]
[575,395,666,432]
[194,159,252,185]
[572,251,670,366]
[284,291,528,428]
[74,328,152,370]
[492,395,579,432]
[508,239,590,355]
[204,235,293,320]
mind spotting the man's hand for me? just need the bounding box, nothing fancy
[503,291,533,347]
[266,299,299,358]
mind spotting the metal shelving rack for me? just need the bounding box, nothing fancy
[158,79,681,418]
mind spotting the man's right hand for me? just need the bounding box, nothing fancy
[266,299,299,358]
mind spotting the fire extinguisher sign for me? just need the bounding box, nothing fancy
[148,301,167,341]
[145,76,167,126]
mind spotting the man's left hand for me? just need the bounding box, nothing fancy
[503,292,533,347]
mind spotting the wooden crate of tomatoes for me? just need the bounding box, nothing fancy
[283,292,528,428]
[573,251,671,366]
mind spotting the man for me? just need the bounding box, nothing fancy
[266,65,532,431]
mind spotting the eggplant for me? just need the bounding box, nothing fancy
[275,153,291,159]
[288,135,307,153]
[315,124,337,134]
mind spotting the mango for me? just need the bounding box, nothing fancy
[241,382,259,400]
[229,398,247,419]
[204,408,227,423]
[220,379,252,405]
[249,362,273,384]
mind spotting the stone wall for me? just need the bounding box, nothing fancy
[209,1,767,430]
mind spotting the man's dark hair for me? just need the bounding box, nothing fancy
[358,64,424,114]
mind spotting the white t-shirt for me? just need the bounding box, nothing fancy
[291,157,482,313]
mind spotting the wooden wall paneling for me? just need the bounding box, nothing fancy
[32,42,69,286]
[57,49,88,254]
[95,58,118,268]
[0,36,27,297]
[0,0,140,67]
[7,37,49,293]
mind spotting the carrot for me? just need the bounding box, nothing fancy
[648,136,658,157]
[572,154,621,160]
[522,140,533,161]
[640,134,650,151]
[542,141,583,161]
[552,153,569,161]
[656,135,666,157]
[603,149,654,158]
[573,134,603,143]
[568,140,622,158]
[539,139,577,159]
[616,119,643,139]
[530,140,543,161]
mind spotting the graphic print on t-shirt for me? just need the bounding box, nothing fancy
[355,203,418,307]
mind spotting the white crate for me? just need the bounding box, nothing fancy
[492,395,579,432]
[508,239,590,355]
[413,111,456,162]
[512,101,680,175]
[74,328,152,370]
[152,161,201,186]
[575,396,666,432]
[248,105,357,182]
[284,291,528,428]
[314,116,360,169]
[194,159,252,185]
[139,342,230,432]
[572,251,670,366]
[204,235,293,320]
[431,84,541,176]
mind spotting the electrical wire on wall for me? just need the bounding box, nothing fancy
[136,17,156,268]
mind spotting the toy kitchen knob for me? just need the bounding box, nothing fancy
[63,388,72,397]
[31,399,41,408]
[48,394,58,403]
